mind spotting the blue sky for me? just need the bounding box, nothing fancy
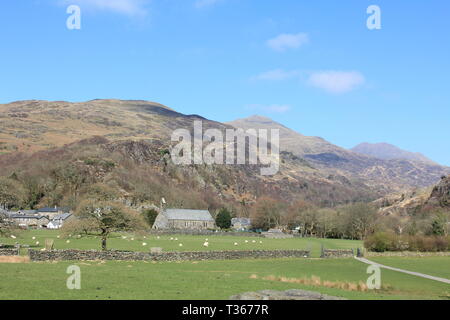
[0,0,449,165]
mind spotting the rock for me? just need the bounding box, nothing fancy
[230,289,345,300]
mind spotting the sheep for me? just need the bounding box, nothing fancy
[170,237,174,241]
[66,240,70,244]
[32,236,36,240]
[245,240,249,243]
[252,240,256,243]
[10,235,16,239]
[35,241,40,245]
[179,243,183,247]
[203,242,209,247]
[234,242,238,246]
[142,242,147,246]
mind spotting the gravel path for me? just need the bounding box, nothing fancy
[355,256,450,285]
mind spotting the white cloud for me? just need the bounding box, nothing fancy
[247,104,291,114]
[267,33,309,52]
[252,69,300,81]
[195,0,222,8]
[60,0,149,16]
[307,71,365,94]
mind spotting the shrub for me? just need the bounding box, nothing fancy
[365,233,450,252]
[364,232,392,252]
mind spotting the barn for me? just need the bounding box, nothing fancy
[152,209,216,230]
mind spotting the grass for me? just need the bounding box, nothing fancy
[0,229,362,258]
[1,258,449,300]
[369,256,450,280]
[1,230,449,300]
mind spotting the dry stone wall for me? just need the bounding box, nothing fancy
[28,249,310,262]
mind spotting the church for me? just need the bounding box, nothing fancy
[152,208,216,230]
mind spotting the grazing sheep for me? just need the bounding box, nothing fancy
[170,237,174,241]
[245,240,249,243]
[252,240,256,243]
[130,238,134,241]
[142,242,147,246]
[10,235,16,239]
[259,241,263,244]
[179,243,183,247]
[57,235,60,239]
[66,240,70,244]
[32,236,36,240]
[157,236,160,239]
[35,241,40,245]
[203,242,209,247]
[234,242,238,246]
[175,238,178,241]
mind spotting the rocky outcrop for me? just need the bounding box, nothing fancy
[230,289,345,300]
[427,175,450,207]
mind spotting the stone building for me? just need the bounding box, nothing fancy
[152,209,216,230]
[231,218,252,231]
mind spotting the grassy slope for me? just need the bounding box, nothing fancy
[0,230,362,258]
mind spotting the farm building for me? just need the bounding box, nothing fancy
[37,207,70,219]
[152,209,216,230]
[47,213,74,229]
[231,218,252,231]
[8,214,49,228]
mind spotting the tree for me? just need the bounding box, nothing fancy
[430,212,448,236]
[0,177,24,210]
[338,203,377,240]
[215,208,232,229]
[250,197,284,230]
[142,208,159,228]
[75,200,145,250]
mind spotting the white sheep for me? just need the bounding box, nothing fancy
[35,241,40,245]
[179,243,183,247]
[142,242,147,246]
[175,238,178,241]
[32,236,36,240]
[10,235,16,239]
[203,242,209,247]
[234,242,238,246]
[252,240,256,243]
[66,240,70,244]
[245,240,249,243]
[157,236,160,239]
[170,237,174,241]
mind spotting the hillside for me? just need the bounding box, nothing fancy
[0,100,448,211]
[351,142,436,164]
[374,175,450,217]
[227,116,450,191]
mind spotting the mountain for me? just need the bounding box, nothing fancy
[351,142,436,164]
[227,116,450,191]
[1,100,449,210]
[0,100,379,210]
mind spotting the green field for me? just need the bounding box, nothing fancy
[0,229,362,258]
[370,256,450,280]
[1,230,449,300]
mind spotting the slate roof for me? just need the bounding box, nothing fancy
[9,215,49,220]
[52,213,72,220]
[37,207,69,213]
[163,209,214,221]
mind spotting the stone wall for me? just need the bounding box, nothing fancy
[28,249,310,262]
[321,249,354,258]
[0,248,20,256]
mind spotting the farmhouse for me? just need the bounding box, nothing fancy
[152,209,216,230]
[231,218,252,231]
[8,214,49,228]
[37,207,70,219]
[47,213,74,229]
